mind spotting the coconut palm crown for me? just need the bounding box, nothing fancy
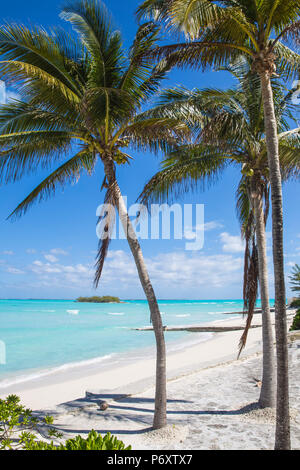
[139,62,300,211]
[137,0,300,78]
[0,0,188,280]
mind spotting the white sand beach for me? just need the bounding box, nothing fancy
[1,309,299,450]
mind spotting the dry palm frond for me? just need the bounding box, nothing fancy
[238,224,259,358]
[94,182,117,287]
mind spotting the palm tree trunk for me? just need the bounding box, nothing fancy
[260,71,290,450]
[102,156,167,429]
[251,182,276,408]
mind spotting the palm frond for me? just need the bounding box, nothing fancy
[0,23,83,96]
[138,144,228,206]
[136,0,174,24]
[273,41,300,81]
[61,0,124,88]
[7,147,96,219]
[123,117,190,155]
[120,22,160,93]
[94,181,117,287]
[0,100,78,134]
[236,175,251,235]
[137,86,207,131]
[238,237,258,358]
[238,221,258,358]
[0,130,78,183]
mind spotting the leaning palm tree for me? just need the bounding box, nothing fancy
[0,0,190,429]
[137,0,300,449]
[138,59,300,414]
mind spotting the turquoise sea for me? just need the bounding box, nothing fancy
[0,299,270,388]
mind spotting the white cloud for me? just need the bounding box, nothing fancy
[184,220,224,240]
[220,232,244,253]
[23,248,244,296]
[42,249,68,262]
[6,90,20,101]
[0,81,5,103]
[0,80,20,104]
[31,260,92,280]
[6,266,24,275]
[44,254,59,263]
[103,249,244,292]
[26,249,37,254]
[33,260,43,266]
[204,221,224,231]
[2,251,14,256]
[150,252,243,287]
[50,248,69,255]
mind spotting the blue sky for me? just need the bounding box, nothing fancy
[0,0,299,300]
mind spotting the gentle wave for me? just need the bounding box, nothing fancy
[108,312,125,316]
[0,354,114,389]
[67,310,79,315]
[175,314,191,318]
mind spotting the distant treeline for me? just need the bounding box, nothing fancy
[76,296,121,303]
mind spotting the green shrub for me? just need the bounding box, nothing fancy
[0,396,131,450]
[290,309,300,332]
[290,298,300,308]
[0,394,62,450]
[23,430,131,450]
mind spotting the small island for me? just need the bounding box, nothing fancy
[75,296,121,303]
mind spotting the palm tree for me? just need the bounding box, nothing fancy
[0,0,190,429]
[138,59,300,416]
[137,0,300,449]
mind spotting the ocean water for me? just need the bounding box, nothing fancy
[0,299,269,388]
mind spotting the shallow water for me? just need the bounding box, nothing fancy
[0,298,270,387]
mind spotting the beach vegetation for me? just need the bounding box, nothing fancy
[0,394,62,450]
[289,310,300,332]
[22,429,131,450]
[290,299,300,309]
[0,395,130,450]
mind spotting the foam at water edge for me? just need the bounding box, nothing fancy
[0,354,114,389]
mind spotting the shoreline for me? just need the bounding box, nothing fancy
[1,310,294,411]
[0,309,242,393]
[0,328,214,391]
